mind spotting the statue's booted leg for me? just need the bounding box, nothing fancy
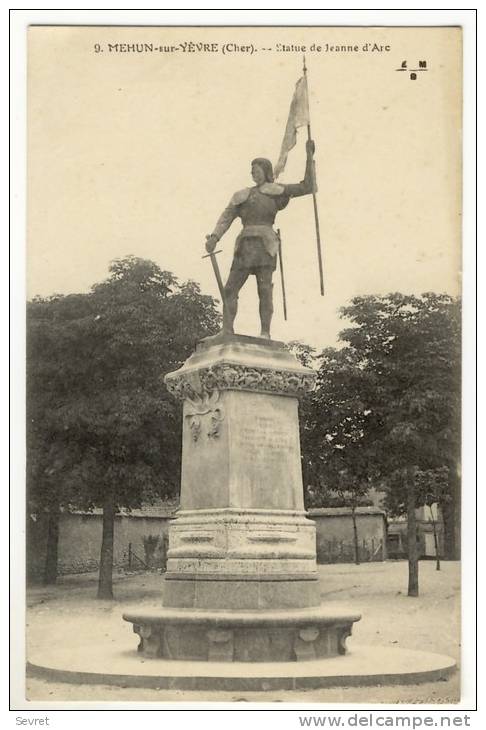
[222,267,250,334]
[256,268,274,339]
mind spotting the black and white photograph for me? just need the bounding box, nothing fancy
[10,13,476,717]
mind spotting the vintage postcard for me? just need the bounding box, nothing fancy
[24,24,463,708]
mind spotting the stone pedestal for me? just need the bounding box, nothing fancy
[123,334,361,662]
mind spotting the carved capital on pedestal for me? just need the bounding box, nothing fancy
[164,336,317,400]
[165,362,316,400]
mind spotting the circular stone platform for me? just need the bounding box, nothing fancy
[27,639,456,691]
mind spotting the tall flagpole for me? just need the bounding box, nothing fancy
[303,55,325,296]
[276,229,288,320]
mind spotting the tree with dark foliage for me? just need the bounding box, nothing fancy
[27,256,220,596]
[301,293,460,595]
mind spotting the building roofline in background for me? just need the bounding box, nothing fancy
[66,506,178,519]
[308,507,386,517]
[55,505,387,520]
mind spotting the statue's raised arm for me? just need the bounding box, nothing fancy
[280,139,316,199]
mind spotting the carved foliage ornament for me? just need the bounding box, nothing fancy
[166,363,316,401]
[185,390,225,442]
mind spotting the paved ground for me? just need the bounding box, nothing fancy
[25,560,461,705]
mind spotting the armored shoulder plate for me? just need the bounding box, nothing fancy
[259,182,286,196]
[229,188,251,206]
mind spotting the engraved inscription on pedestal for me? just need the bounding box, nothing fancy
[237,414,294,462]
[228,392,303,511]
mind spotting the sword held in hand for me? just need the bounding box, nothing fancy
[202,248,227,307]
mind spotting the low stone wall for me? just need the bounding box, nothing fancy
[27,511,173,581]
[27,506,387,581]
[308,508,387,564]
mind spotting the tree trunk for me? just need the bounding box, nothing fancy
[406,467,419,597]
[429,505,441,571]
[98,488,115,599]
[351,505,360,565]
[442,469,461,560]
[43,506,60,585]
[433,522,441,571]
[442,499,455,560]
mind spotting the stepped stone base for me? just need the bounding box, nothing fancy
[123,606,361,662]
[163,506,320,609]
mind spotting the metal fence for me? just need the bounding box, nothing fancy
[316,537,385,564]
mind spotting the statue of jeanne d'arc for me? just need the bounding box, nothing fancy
[205,139,316,339]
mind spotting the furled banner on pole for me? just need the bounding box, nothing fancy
[274,60,325,296]
[274,75,310,179]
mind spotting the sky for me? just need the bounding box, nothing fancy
[27,25,462,350]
